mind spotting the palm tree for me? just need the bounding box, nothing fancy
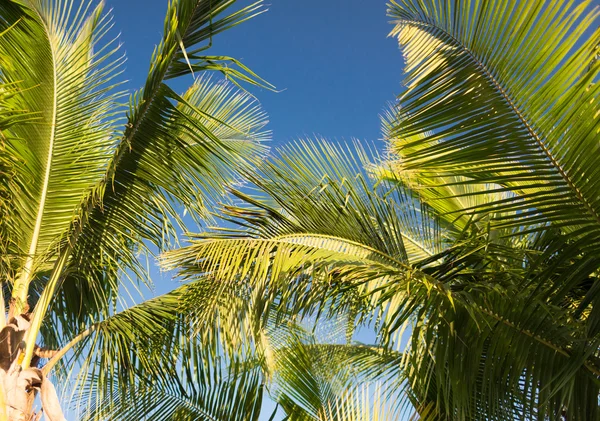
[165,0,600,419]
[0,0,272,418]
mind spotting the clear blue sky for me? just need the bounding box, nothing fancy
[98,1,404,419]
[104,0,404,146]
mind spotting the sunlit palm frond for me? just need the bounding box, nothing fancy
[0,0,272,411]
[0,0,124,305]
[0,79,35,279]
[378,107,514,237]
[170,134,600,418]
[378,3,600,416]
[320,383,403,421]
[387,0,600,250]
[48,75,269,345]
[209,139,445,264]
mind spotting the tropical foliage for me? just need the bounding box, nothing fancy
[0,0,271,419]
[2,0,600,420]
[163,0,600,419]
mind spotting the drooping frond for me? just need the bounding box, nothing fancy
[378,5,600,415]
[60,274,265,418]
[208,139,444,264]
[79,351,264,421]
[161,139,449,347]
[374,228,600,420]
[266,330,404,421]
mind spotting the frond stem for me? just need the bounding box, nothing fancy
[272,233,408,268]
[22,246,71,369]
[12,2,58,313]
[42,324,97,376]
[479,306,600,377]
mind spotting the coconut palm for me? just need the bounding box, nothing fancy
[0,0,272,418]
[165,0,600,419]
[163,139,447,420]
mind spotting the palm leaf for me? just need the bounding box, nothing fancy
[378,107,514,235]
[386,0,600,250]
[47,75,268,345]
[267,330,404,421]
[376,229,600,420]
[54,273,265,418]
[168,137,600,418]
[0,0,124,308]
[79,355,264,421]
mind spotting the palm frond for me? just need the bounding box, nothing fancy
[267,330,404,421]
[386,0,600,250]
[202,139,444,264]
[56,273,265,418]
[375,229,600,420]
[166,135,600,418]
[0,0,124,305]
[79,354,264,421]
[378,107,514,236]
[0,80,36,279]
[320,383,403,421]
[48,67,268,350]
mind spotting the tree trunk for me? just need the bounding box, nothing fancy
[0,305,64,421]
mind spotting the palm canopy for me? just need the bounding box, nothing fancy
[0,0,271,418]
[165,0,600,419]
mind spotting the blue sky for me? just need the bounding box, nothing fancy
[104,0,404,146]
[98,1,404,418]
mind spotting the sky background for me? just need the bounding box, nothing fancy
[104,0,404,146]
[97,0,405,419]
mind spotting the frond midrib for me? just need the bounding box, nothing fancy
[479,305,600,377]
[271,233,408,269]
[398,228,435,259]
[103,0,202,185]
[394,18,600,229]
[14,2,58,302]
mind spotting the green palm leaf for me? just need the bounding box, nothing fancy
[167,137,600,419]
[0,0,269,368]
[386,0,600,248]
[161,140,448,342]
[49,75,268,345]
[267,330,404,421]
[0,0,272,415]
[0,0,124,308]
[51,274,264,419]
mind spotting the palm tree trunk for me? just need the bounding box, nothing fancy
[0,306,37,421]
[0,303,63,421]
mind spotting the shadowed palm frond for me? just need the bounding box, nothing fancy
[166,133,600,419]
[54,274,264,418]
